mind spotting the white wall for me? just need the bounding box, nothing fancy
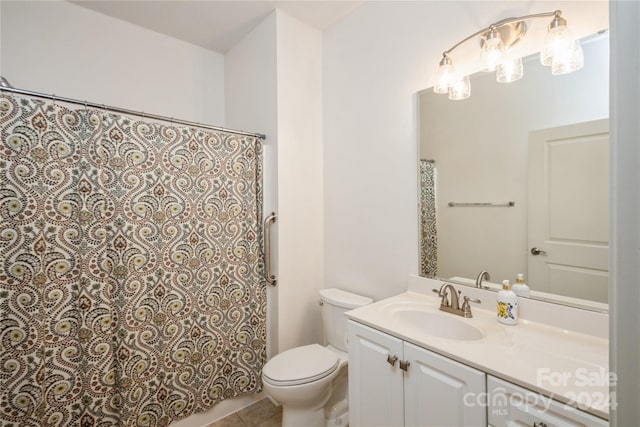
[274,10,324,352]
[0,1,225,123]
[609,1,640,425]
[226,9,325,355]
[323,1,609,302]
[419,36,609,286]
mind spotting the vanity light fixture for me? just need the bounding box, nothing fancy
[480,27,506,72]
[433,55,456,94]
[448,75,471,100]
[434,10,584,100]
[496,57,524,83]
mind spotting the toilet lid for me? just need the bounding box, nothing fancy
[263,344,339,386]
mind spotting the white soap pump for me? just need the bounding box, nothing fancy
[497,280,518,325]
[512,273,531,298]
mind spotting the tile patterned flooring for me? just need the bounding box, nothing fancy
[207,398,282,427]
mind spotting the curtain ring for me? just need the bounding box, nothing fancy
[52,94,56,105]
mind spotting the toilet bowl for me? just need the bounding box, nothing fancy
[261,288,372,427]
[263,344,345,426]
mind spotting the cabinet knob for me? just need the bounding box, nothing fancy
[533,422,548,427]
[386,354,398,366]
[399,360,410,372]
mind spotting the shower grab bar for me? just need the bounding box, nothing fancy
[264,212,277,286]
[448,201,515,207]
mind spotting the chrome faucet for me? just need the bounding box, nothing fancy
[433,283,481,318]
[439,283,461,311]
[475,270,491,289]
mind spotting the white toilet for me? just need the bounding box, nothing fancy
[262,288,372,427]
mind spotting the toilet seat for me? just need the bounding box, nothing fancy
[263,344,339,386]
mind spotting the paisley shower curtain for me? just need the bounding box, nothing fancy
[419,159,437,277]
[0,94,266,426]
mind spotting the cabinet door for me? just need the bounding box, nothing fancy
[348,321,404,427]
[487,376,608,427]
[404,342,487,427]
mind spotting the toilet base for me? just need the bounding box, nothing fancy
[326,397,348,426]
[327,410,349,427]
[282,404,327,427]
[279,397,349,427]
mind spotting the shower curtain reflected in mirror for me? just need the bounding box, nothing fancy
[0,94,266,426]
[419,160,437,277]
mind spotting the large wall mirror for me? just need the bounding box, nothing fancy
[418,31,609,311]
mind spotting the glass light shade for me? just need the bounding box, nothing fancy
[434,60,456,94]
[496,57,524,83]
[541,23,577,66]
[480,34,505,72]
[448,75,471,100]
[551,41,584,75]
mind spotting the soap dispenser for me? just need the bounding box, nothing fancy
[512,273,531,297]
[497,280,518,325]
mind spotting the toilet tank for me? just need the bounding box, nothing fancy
[320,288,373,352]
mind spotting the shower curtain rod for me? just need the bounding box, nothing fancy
[0,78,266,140]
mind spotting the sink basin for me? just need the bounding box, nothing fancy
[383,303,484,341]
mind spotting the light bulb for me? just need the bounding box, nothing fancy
[448,75,471,100]
[480,29,505,72]
[497,57,523,83]
[434,56,456,94]
[541,25,574,65]
[551,41,584,75]
[541,11,583,74]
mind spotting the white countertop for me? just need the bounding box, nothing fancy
[346,290,610,420]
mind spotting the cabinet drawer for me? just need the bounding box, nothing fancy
[487,376,607,427]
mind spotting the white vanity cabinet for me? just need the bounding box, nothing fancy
[487,377,607,427]
[348,320,487,427]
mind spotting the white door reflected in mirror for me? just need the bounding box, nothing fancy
[527,119,609,303]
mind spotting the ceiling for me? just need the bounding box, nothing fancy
[71,0,365,54]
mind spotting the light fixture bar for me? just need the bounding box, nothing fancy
[433,9,583,100]
[442,10,560,57]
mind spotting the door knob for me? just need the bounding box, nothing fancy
[530,247,547,256]
[399,360,410,372]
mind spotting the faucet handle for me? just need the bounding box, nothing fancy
[461,296,481,318]
[432,288,449,307]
